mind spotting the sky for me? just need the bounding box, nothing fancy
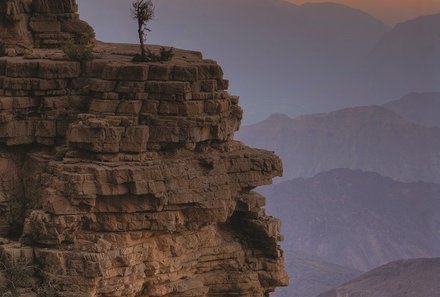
[291,0,440,24]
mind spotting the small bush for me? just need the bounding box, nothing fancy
[34,279,59,297]
[0,262,35,296]
[132,47,174,62]
[63,39,94,62]
[7,265,34,288]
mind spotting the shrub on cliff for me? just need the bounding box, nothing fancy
[132,46,174,62]
[63,42,94,62]
[63,41,93,62]
[0,262,35,296]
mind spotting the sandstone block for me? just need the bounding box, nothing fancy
[118,64,149,81]
[183,101,204,116]
[67,124,124,153]
[0,59,6,75]
[198,64,224,80]
[117,100,143,115]
[41,96,69,109]
[5,60,39,78]
[145,81,192,101]
[0,97,13,110]
[12,96,38,109]
[32,0,78,13]
[0,112,14,123]
[158,101,180,115]
[200,80,218,92]
[171,65,199,82]
[29,20,61,33]
[120,126,149,153]
[141,100,158,115]
[61,19,95,41]
[0,244,34,267]
[3,78,67,91]
[89,99,119,114]
[116,81,145,93]
[218,79,229,90]
[37,61,81,79]
[35,120,57,137]
[89,79,116,92]
[148,64,171,81]
[101,63,121,80]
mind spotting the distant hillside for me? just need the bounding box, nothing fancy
[317,258,440,297]
[353,13,440,104]
[237,106,440,183]
[77,0,388,123]
[275,251,362,297]
[383,92,440,128]
[260,169,440,271]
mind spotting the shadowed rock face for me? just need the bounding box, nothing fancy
[0,1,287,296]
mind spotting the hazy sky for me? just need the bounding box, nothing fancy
[291,0,440,24]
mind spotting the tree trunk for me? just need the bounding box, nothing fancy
[137,19,145,58]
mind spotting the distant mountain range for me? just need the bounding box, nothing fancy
[77,0,389,123]
[383,92,440,128]
[260,169,440,271]
[352,14,440,106]
[275,251,361,297]
[237,102,440,183]
[317,258,440,297]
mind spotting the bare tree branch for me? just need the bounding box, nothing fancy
[131,0,155,58]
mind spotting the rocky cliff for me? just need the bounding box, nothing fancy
[0,1,288,296]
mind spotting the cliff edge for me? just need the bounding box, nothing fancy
[0,1,288,296]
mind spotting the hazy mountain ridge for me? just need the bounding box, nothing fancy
[77,0,388,123]
[383,92,440,128]
[260,168,440,271]
[351,13,440,105]
[275,251,362,297]
[317,258,440,297]
[237,105,440,183]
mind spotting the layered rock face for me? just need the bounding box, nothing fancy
[0,0,94,56]
[0,2,287,296]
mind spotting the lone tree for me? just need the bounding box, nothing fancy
[131,0,154,59]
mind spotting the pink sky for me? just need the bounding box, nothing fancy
[290,0,440,24]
